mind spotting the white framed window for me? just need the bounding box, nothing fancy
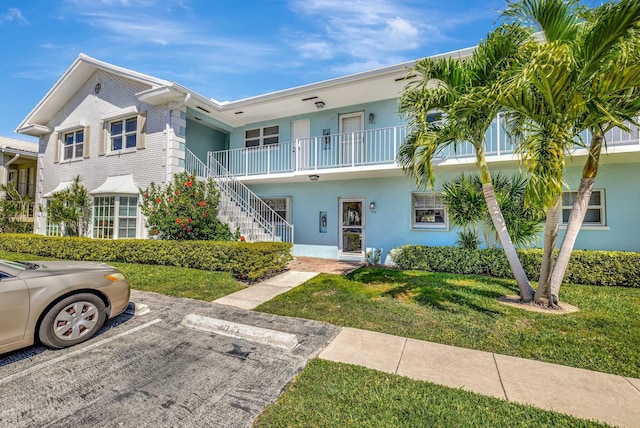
[412,192,447,230]
[62,129,84,161]
[262,197,291,222]
[99,108,146,155]
[118,196,138,238]
[562,189,605,226]
[109,117,138,151]
[43,200,63,237]
[245,125,279,148]
[93,196,138,239]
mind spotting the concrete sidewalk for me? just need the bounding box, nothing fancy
[214,269,640,428]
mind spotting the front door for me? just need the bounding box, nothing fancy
[339,112,364,166]
[339,198,365,256]
[292,119,311,170]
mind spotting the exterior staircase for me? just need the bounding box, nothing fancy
[184,148,293,243]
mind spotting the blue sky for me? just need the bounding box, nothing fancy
[0,0,508,141]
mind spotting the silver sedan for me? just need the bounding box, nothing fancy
[0,259,131,354]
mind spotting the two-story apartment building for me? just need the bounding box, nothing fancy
[16,52,640,260]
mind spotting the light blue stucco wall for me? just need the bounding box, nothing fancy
[559,161,639,252]
[249,159,640,259]
[228,99,403,150]
[185,118,228,162]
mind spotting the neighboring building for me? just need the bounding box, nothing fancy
[0,136,38,227]
[16,52,640,259]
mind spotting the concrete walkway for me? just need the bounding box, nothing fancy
[213,266,640,428]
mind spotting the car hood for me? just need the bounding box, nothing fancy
[17,261,118,279]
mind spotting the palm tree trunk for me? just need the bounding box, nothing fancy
[476,146,534,301]
[534,197,560,305]
[548,134,603,303]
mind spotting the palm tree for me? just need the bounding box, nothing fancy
[442,173,544,249]
[496,0,640,305]
[398,24,536,301]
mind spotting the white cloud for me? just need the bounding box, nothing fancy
[1,8,28,25]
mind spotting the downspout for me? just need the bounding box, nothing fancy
[166,92,191,183]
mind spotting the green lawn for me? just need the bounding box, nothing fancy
[254,359,609,428]
[256,267,640,378]
[0,250,244,301]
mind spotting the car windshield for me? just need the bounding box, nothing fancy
[0,259,31,271]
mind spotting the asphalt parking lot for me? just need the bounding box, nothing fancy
[0,290,340,428]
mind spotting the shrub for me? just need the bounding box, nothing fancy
[392,245,640,288]
[0,233,292,282]
[139,171,234,241]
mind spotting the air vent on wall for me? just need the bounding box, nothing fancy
[196,106,211,113]
[301,96,319,101]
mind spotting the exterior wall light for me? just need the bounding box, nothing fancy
[309,175,320,182]
[369,202,376,213]
[368,113,375,124]
[315,101,325,109]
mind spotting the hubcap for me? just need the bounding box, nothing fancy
[53,301,99,341]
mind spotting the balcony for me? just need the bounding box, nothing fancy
[208,120,640,179]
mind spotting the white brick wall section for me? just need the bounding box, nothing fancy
[35,69,170,237]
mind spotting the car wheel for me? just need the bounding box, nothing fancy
[38,293,107,349]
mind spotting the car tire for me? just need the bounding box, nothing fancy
[38,293,107,349]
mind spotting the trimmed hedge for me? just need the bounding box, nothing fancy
[392,245,640,288]
[0,234,292,283]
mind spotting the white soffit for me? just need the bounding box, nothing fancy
[43,180,74,198]
[89,174,139,195]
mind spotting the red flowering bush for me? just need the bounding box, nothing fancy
[139,172,234,240]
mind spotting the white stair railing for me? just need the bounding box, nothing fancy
[184,149,293,243]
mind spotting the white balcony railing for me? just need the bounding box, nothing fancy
[209,120,640,178]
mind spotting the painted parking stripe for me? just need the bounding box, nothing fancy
[0,318,162,386]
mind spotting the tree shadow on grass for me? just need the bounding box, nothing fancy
[353,268,512,316]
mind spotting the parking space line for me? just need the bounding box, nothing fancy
[0,318,162,386]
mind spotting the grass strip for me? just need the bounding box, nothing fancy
[255,359,608,427]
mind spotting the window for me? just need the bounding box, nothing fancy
[412,192,447,229]
[99,109,146,155]
[43,200,63,237]
[562,190,605,226]
[118,196,138,238]
[62,129,84,160]
[109,116,137,151]
[93,196,138,239]
[245,125,279,148]
[262,197,291,222]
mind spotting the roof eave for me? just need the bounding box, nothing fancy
[16,124,51,137]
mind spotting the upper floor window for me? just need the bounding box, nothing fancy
[562,190,605,226]
[62,129,84,161]
[109,117,137,151]
[412,192,447,230]
[245,125,279,148]
[99,108,147,156]
[54,121,90,163]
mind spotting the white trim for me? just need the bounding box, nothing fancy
[100,106,139,121]
[43,180,74,198]
[54,120,88,132]
[410,192,448,231]
[89,174,139,195]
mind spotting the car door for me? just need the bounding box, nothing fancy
[0,273,30,348]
